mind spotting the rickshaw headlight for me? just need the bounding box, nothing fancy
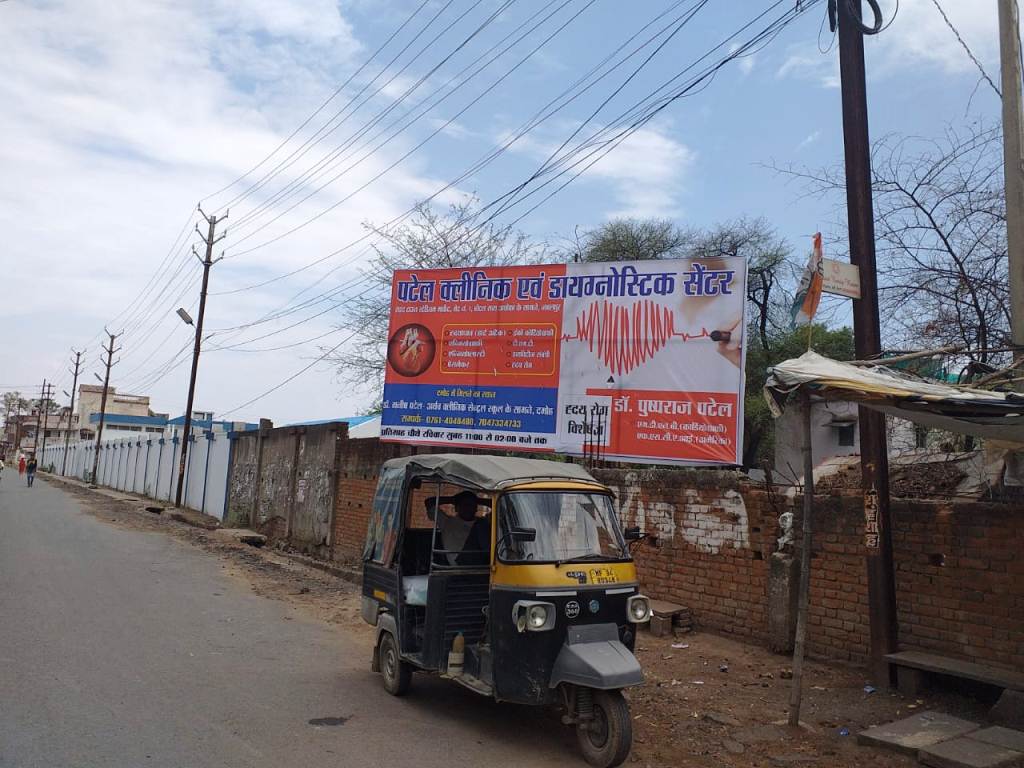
[627,595,651,623]
[528,605,548,629]
[512,600,555,632]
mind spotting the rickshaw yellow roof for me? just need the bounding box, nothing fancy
[382,453,603,491]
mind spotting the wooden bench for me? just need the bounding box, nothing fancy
[887,651,1024,697]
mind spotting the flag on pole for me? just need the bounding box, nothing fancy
[791,232,824,327]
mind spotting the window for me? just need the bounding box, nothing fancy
[837,424,856,447]
[498,491,626,563]
[915,425,929,449]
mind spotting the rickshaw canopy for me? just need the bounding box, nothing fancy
[385,453,603,491]
[363,454,606,563]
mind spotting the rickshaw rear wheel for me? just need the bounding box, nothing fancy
[576,689,632,768]
[378,632,411,696]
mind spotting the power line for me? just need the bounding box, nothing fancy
[209,0,691,295]
[211,1,818,418]
[929,0,1001,98]
[226,0,564,237]
[204,0,436,207]
[182,0,790,365]
[224,0,526,246]
[222,0,463,220]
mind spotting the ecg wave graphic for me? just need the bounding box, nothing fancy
[562,299,711,376]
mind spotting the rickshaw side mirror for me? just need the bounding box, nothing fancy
[509,526,536,542]
[624,526,643,541]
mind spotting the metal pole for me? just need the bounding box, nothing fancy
[788,393,815,726]
[62,350,82,476]
[999,0,1024,347]
[175,208,225,508]
[142,439,151,496]
[837,0,898,685]
[201,431,212,515]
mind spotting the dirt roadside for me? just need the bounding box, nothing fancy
[46,476,983,768]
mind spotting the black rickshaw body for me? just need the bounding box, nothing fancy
[360,454,649,707]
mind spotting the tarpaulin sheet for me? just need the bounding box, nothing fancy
[764,351,1024,445]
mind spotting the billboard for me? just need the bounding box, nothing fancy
[380,258,747,465]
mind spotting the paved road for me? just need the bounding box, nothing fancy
[0,477,574,768]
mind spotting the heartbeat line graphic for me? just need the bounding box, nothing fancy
[561,299,711,376]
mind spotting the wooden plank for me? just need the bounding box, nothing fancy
[886,651,1024,691]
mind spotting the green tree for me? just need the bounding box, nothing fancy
[743,324,855,468]
[573,217,687,262]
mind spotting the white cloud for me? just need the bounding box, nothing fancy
[586,124,696,219]
[796,130,821,151]
[500,119,695,220]
[776,52,840,88]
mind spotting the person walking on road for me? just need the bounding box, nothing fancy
[25,456,37,487]
[18,455,26,476]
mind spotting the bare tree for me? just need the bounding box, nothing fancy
[683,217,792,350]
[774,123,1008,364]
[573,216,794,349]
[326,198,543,391]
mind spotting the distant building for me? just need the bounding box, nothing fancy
[87,410,256,442]
[773,399,925,484]
[5,407,84,456]
[76,385,155,440]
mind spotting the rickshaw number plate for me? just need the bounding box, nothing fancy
[565,600,581,618]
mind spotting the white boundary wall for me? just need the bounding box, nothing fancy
[39,429,233,520]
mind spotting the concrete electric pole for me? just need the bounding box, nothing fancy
[174,205,226,509]
[836,0,899,686]
[36,380,55,463]
[999,0,1024,347]
[91,330,121,486]
[62,349,83,476]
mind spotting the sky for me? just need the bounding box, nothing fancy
[0,0,1009,425]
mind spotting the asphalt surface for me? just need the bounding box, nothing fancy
[0,475,575,768]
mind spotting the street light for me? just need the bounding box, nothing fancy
[176,308,194,326]
[93,373,104,383]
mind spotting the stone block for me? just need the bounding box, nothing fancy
[897,665,927,697]
[992,691,1024,731]
[767,552,798,654]
[919,736,1024,768]
[649,615,672,637]
[969,727,1024,754]
[858,711,980,756]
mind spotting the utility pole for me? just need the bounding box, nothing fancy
[62,349,83,475]
[837,0,898,686]
[13,397,24,457]
[999,0,1024,347]
[91,330,121,486]
[36,380,55,462]
[174,205,226,509]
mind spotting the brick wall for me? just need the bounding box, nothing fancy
[325,437,1023,673]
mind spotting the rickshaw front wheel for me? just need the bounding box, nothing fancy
[378,632,412,696]
[576,689,632,768]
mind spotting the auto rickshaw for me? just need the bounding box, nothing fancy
[361,454,651,768]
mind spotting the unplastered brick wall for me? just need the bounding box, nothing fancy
[592,467,779,646]
[325,437,1023,672]
[891,499,1024,672]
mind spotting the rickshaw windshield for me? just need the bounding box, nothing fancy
[498,491,627,563]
